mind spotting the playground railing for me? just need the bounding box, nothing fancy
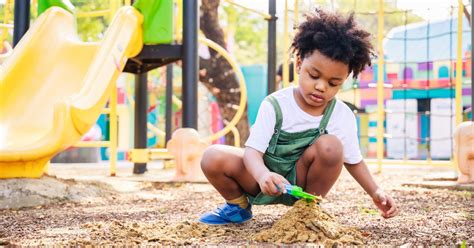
[198,37,247,145]
[366,159,453,168]
[70,1,129,176]
[74,81,118,176]
[76,10,112,18]
[0,0,12,52]
[223,0,271,20]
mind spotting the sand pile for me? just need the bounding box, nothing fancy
[65,200,363,245]
[254,200,364,245]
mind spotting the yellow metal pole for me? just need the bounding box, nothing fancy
[376,0,385,173]
[282,0,290,88]
[175,0,183,42]
[109,81,118,176]
[76,10,112,18]
[147,122,166,139]
[199,37,247,144]
[230,126,241,147]
[223,0,272,20]
[109,0,118,20]
[293,0,299,85]
[455,0,463,127]
[1,0,12,51]
[127,36,246,145]
[75,141,111,147]
[43,161,50,175]
[32,0,38,18]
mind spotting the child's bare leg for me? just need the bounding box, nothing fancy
[295,134,344,197]
[201,145,260,200]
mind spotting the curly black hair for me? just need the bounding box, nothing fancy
[291,9,374,79]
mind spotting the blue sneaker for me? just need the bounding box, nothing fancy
[199,203,252,225]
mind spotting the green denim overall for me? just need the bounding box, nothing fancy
[248,96,336,206]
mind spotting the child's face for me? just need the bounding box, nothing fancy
[295,50,349,113]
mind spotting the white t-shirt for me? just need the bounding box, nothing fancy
[245,86,363,164]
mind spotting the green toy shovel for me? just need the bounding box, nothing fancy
[283,184,322,202]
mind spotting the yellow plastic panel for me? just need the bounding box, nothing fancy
[0,6,143,178]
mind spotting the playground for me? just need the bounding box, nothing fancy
[0,164,472,245]
[0,0,473,246]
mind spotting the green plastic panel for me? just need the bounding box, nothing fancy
[133,0,173,44]
[38,0,74,16]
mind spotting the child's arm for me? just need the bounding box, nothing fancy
[243,147,289,196]
[344,160,398,218]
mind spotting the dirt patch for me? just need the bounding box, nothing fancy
[254,200,363,245]
[0,176,118,209]
[0,165,473,246]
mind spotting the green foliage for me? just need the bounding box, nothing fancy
[221,4,267,65]
[0,0,112,43]
[0,0,426,62]
[219,0,423,65]
[0,3,13,45]
[299,0,423,45]
[72,0,111,41]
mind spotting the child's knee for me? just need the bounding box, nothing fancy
[314,135,343,165]
[201,145,226,172]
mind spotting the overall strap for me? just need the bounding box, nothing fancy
[266,95,283,154]
[317,99,336,134]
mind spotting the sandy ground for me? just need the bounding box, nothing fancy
[0,162,473,246]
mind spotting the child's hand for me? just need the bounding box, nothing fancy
[371,189,398,218]
[257,172,289,196]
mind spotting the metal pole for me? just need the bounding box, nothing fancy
[165,64,173,142]
[455,0,463,126]
[13,0,30,47]
[376,0,385,173]
[109,81,118,176]
[471,2,473,121]
[182,0,198,128]
[267,0,277,95]
[293,0,299,85]
[133,72,148,174]
[282,0,289,88]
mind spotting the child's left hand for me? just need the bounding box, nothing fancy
[371,189,398,219]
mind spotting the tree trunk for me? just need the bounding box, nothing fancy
[199,0,249,146]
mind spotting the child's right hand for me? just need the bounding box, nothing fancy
[257,172,290,196]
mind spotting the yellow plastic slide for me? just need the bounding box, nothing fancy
[0,6,143,178]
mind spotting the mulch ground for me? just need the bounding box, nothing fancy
[0,165,473,246]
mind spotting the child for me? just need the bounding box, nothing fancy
[199,9,398,225]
